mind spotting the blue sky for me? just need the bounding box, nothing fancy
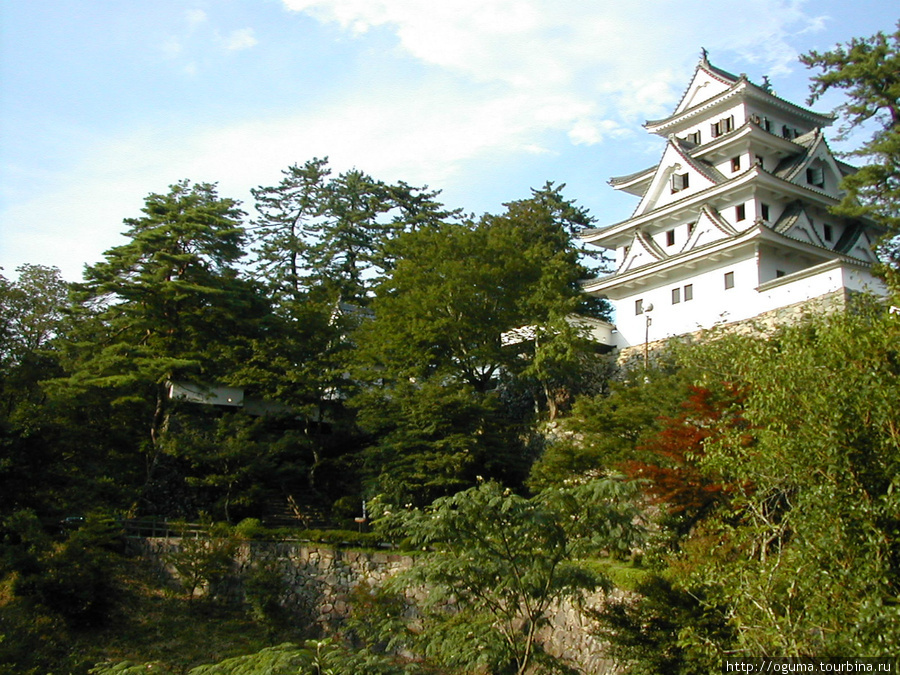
[1,0,897,281]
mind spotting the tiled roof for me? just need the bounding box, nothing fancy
[672,135,727,185]
[771,201,806,235]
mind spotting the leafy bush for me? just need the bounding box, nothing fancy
[2,510,124,627]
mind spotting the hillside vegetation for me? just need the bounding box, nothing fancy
[2,25,900,674]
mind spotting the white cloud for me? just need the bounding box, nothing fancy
[186,9,208,28]
[281,0,828,129]
[224,28,258,51]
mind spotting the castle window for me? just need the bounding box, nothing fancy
[635,299,644,315]
[672,287,681,304]
[806,166,825,188]
[735,203,746,221]
[687,131,701,144]
[724,271,735,289]
[731,156,741,172]
[776,270,786,278]
[684,284,693,301]
[666,229,675,246]
[671,172,690,193]
[824,223,833,242]
[761,203,770,221]
[782,124,792,138]
[763,117,772,132]
[711,115,734,138]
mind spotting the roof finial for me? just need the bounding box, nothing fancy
[761,75,772,92]
[701,47,709,63]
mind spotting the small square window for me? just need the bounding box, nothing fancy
[736,204,746,221]
[731,156,741,172]
[776,270,786,278]
[761,203,770,221]
[635,299,644,315]
[687,131,701,145]
[671,172,690,193]
[672,287,681,304]
[684,284,693,301]
[806,166,824,188]
[724,271,735,289]
[666,229,675,246]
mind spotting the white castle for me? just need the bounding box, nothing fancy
[580,52,886,351]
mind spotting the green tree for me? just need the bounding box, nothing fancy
[380,479,643,675]
[801,24,900,292]
[352,379,527,507]
[251,158,331,304]
[58,180,265,506]
[350,191,598,504]
[252,160,455,306]
[0,264,69,366]
[355,194,586,394]
[595,306,900,664]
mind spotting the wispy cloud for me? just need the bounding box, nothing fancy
[2,0,838,281]
[282,0,827,123]
[186,8,208,29]
[223,28,258,51]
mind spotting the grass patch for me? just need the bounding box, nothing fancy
[578,557,651,592]
[1,554,311,675]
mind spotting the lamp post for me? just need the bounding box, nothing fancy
[643,303,654,370]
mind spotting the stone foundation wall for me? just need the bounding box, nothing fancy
[131,537,622,674]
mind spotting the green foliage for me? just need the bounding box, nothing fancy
[382,479,643,675]
[187,643,312,675]
[678,306,900,657]
[241,560,291,629]
[801,25,900,292]
[583,304,900,664]
[527,360,692,491]
[251,159,456,305]
[165,522,240,603]
[593,574,734,675]
[353,379,528,507]
[1,510,125,634]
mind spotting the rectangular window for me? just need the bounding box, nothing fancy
[684,284,693,301]
[724,271,735,289]
[666,229,675,246]
[824,223,833,241]
[806,166,824,188]
[731,156,741,172]
[672,287,681,304]
[782,124,792,138]
[671,172,690,193]
[711,116,735,138]
[776,270,786,278]
[761,203,770,221]
[736,203,746,221]
[635,299,644,315]
[687,131,701,144]
[763,117,772,132]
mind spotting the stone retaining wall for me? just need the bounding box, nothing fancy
[131,537,621,673]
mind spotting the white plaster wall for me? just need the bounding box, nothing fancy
[613,255,760,348]
[613,260,886,349]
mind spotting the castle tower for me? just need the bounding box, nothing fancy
[580,52,886,351]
